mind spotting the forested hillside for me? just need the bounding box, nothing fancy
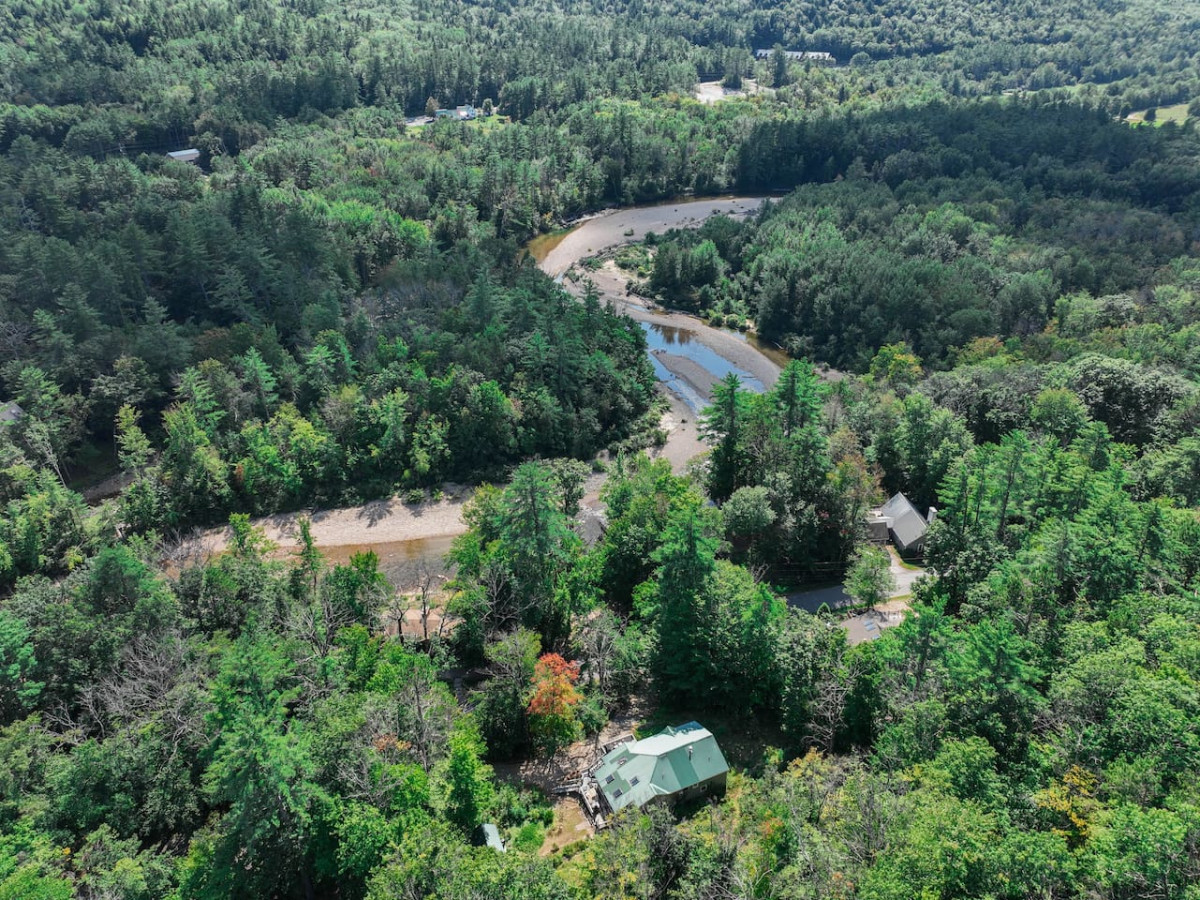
[2,0,1200,897]
[649,101,1200,367]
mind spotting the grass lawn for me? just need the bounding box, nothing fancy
[1126,102,1192,125]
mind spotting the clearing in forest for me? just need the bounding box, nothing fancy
[692,79,768,103]
[1126,102,1192,125]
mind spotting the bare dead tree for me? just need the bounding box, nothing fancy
[747,561,770,585]
[478,556,508,612]
[702,803,759,900]
[575,608,619,696]
[382,590,408,640]
[0,319,31,360]
[56,631,209,771]
[397,673,457,772]
[89,634,185,725]
[285,593,357,697]
[391,556,448,644]
[838,768,907,868]
[335,678,457,808]
[808,655,863,753]
[24,419,66,486]
[159,526,218,577]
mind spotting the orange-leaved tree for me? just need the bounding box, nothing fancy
[527,653,583,754]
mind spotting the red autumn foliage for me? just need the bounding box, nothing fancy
[527,653,582,718]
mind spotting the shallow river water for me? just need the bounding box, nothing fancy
[334,198,782,571]
[642,321,766,413]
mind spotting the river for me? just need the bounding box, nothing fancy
[531,197,790,415]
[179,197,787,579]
[535,197,768,279]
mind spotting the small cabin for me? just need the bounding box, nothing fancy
[589,722,729,816]
[167,149,201,163]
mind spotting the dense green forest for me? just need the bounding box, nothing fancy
[2,0,1200,896]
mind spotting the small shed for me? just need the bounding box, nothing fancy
[472,823,505,852]
[167,149,201,163]
[591,722,728,815]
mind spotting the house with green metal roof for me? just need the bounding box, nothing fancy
[472,823,505,852]
[589,722,729,815]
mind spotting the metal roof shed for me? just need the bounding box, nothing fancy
[0,402,23,425]
[473,823,505,852]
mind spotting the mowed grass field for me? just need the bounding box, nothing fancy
[1126,101,1192,125]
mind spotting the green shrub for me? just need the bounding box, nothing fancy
[577,695,609,736]
[513,821,544,852]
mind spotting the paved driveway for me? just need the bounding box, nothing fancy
[785,547,926,615]
[786,582,853,613]
[888,547,925,595]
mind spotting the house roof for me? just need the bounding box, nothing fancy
[880,492,927,551]
[475,823,505,852]
[167,149,200,162]
[754,49,834,60]
[593,722,728,813]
